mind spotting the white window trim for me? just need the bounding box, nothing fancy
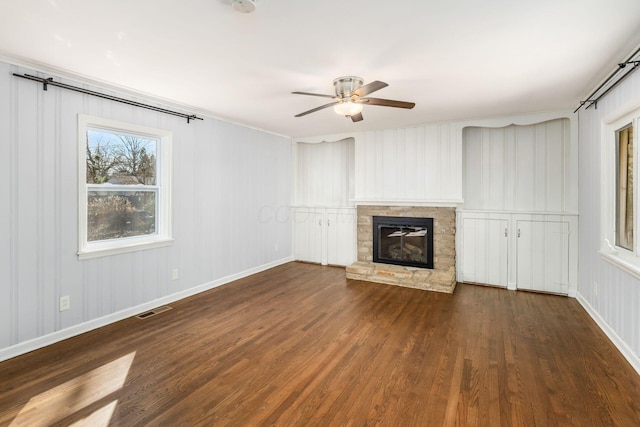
[78,114,173,259]
[600,104,640,279]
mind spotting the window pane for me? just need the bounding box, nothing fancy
[86,128,157,185]
[87,191,157,241]
[616,124,633,250]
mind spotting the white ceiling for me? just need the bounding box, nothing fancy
[2,0,640,138]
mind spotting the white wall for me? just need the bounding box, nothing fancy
[463,118,577,213]
[578,69,640,373]
[355,125,462,204]
[296,124,463,206]
[293,138,354,207]
[297,114,576,209]
[0,61,293,360]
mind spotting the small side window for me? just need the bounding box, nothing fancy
[615,123,634,251]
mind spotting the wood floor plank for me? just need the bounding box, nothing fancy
[1,262,640,426]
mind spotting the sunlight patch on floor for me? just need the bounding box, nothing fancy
[10,352,135,426]
[69,400,118,427]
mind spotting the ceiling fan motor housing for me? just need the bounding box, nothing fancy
[333,76,363,98]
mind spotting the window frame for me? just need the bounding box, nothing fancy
[78,114,173,259]
[600,108,640,278]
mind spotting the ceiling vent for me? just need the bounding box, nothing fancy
[232,0,256,13]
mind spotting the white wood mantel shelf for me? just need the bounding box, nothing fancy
[351,199,463,208]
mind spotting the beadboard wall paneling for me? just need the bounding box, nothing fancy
[294,138,355,207]
[355,124,462,204]
[0,62,292,358]
[578,68,640,372]
[463,119,574,212]
[0,67,10,347]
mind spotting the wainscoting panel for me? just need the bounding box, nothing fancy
[0,60,293,358]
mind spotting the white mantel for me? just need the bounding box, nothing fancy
[351,199,462,207]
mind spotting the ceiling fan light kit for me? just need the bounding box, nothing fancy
[333,101,363,117]
[293,76,415,123]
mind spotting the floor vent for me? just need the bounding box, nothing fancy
[136,306,172,319]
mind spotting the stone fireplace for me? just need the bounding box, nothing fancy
[346,205,456,293]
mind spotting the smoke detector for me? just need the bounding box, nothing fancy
[232,0,256,13]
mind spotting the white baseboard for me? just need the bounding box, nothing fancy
[0,256,295,363]
[576,291,640,376]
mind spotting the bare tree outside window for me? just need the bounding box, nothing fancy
[86,138,119,184]
[113,135,157,185]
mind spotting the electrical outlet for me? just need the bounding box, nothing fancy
[172,269,179,280]
[59,296,70,312]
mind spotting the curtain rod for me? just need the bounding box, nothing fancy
[574,45,640,113]
[13,73,204,124]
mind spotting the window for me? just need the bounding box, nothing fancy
[78,115,172,259]
[601,109,640,278]
[616,124,633,251]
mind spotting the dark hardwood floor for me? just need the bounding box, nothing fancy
[1,262,639,426]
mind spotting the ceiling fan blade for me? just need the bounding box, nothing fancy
[291,91,336,99]
[359,97,415,109]
[351,80,388,98]
[295,101,340,117]
[350,112,364,122]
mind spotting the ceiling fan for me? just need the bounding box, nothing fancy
[292,76,415,122]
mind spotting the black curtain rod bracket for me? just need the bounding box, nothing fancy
[13,73,203,124]
[41,77,53,91]
[619,60,640,69]
[578,100,597,110]
[575,46,640,113]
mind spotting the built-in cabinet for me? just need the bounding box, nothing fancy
[458,116,578,295]
[293,207,356,266]
[292,137,357,266]
[458,211,577,295]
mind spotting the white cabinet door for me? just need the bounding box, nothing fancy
[516,220,570,294]
[460,217,509,287]
[293,208,356,266]
[293,209,323,263]
[326,210,356,266]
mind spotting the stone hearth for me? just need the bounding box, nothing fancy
[346,205,456,293]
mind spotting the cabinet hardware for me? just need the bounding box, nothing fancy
[517,229,521,238]
[328,219,331,226]
[504,228,508,237]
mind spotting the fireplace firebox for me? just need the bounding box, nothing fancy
[373,216,434,269]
